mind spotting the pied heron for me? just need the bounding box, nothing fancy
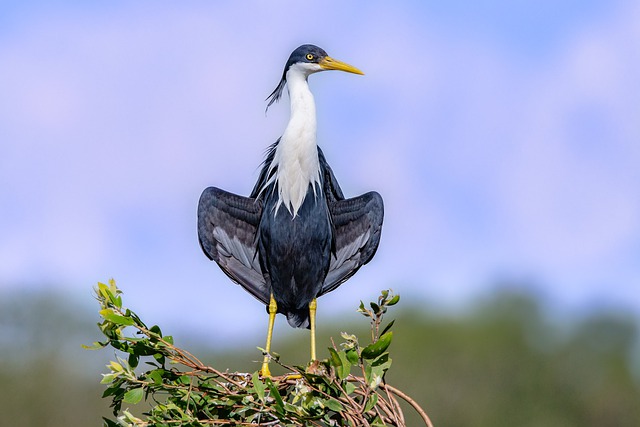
[197,44,383,376]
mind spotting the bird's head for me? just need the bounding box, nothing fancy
[266,44,363,109]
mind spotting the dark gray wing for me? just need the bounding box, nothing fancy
[321,190,384,296]
[317,147,384,295]
[197,187,269,304]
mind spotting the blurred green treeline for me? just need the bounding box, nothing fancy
[0,286,638,426]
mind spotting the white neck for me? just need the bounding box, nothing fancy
[267,65,321,217]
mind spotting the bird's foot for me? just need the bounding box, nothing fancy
[283,360,324,380]
[285,373,302,380]
[260,362,271,378]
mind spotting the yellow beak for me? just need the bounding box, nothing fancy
[319,56,364,75]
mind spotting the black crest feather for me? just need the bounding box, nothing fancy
[265,71,286,112]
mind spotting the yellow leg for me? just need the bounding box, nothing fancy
[261,294,277,377]
[309,298,317,361]
[283,299,318,380]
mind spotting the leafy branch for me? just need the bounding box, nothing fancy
[87,280,433,427]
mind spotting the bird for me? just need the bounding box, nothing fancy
[197,44,383,377]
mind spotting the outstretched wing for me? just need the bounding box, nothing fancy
[318,148,384,295]
[321,190,384,296]
[197,187,269,304]
[316,148,384,295]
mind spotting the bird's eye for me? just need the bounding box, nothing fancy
[306,53,314,61]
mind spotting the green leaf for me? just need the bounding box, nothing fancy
[328,347,340,365]
[344,381,357,395]
[369,354,392,389]
[82,341,107,350]
[371,416,387,427]
[108,360,124,372]
[123,387,144,404]
[102,384,124,399]
[370,302,380,314]
[328,348,350,380]
[345,348,359,365]
[364,362,372,387]
[363,393,379,413]
[128,353,139,368]
[264,378,284,414]
[357,301,367,315]
[97,280,123,308]
[99,308,134,326]
[381,319,396,336]
[361,331,393,360]
[97,282,111,299]
[147,369,164,385]
[122,409,143,423]
[387,294,400,306]
[252,372,266,402]
[153,353,165,366]
[325,398,344,412]
[371,352,392,369]
[177,375,191,385]
[100,373,118,384]
[102,417,120,427]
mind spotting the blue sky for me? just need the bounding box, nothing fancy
[1,1,638,343]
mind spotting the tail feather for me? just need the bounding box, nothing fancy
[285,308,310,329]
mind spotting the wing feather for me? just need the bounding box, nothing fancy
[197,187,269,304]
[316,148,384,295]
[321,191,384,295]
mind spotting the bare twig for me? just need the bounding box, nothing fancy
[381,383,434,427]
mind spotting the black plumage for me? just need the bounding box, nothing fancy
[198,145,383,328]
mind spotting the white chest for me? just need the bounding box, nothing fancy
[273,125,320,216]
[269,71,321,217]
